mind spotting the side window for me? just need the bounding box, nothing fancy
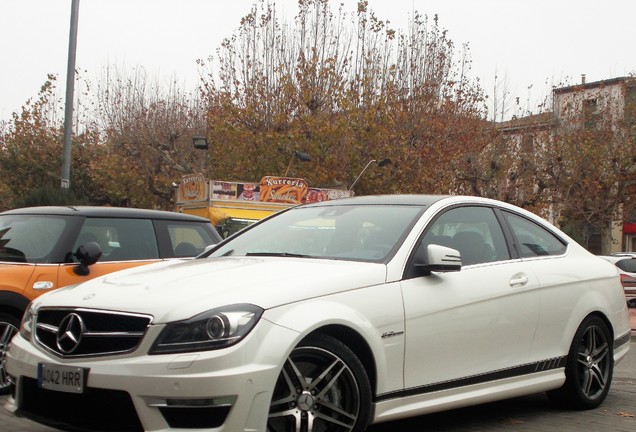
[420,206,510,266]
[165,222,217,258]
[0,215,69,263]
[74,218,159,262]
[502,211,567,257]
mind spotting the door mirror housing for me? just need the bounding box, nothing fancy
[414,244,462,276]
[74,242,102,276]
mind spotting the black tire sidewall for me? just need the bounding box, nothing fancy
[0,312,21,330]
[560,315,614,409]
[0,311,21,395]
[292,333,373,432]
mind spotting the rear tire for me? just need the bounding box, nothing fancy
[0,312,20,395]
[547,315,613,409]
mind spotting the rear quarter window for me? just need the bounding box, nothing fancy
[502,211,567,257]
[155,220,219,258]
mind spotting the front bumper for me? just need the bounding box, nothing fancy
[5,319,298,432]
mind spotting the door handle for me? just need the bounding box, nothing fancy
[33,281,55,290]
[509,274,529,287]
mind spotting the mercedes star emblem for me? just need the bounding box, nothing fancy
[56,313,85,354]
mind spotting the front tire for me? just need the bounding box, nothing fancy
[268,334,372,432]
[0,312,20,395]
[547,315,613,409]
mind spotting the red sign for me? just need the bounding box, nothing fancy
[305,188,353,203]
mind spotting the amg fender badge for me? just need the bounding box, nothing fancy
[381,330,404,338]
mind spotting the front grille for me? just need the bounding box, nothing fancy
[19,377,143,432]
[35,308,152,358]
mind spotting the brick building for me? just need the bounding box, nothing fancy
[498,76,636,253]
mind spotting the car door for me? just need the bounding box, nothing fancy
[400,205,541,391]
[57,217,162,289]
[11,214,77,300]
[498,210,582,361]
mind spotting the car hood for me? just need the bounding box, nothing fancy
[36,257,387,323]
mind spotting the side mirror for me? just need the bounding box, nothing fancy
[73,242,102,276]
[197,243,218,258]
[414,244,462,275]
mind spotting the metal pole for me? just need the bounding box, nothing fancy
[349,160,376,190]
[61,0,80,189]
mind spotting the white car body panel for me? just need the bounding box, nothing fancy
[401,259,541,388]
[522,252,629,358]
[262,282,406,395]
[39,258,388,322]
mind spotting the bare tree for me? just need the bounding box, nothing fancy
[93,65,207,208]
[200,0,488,193]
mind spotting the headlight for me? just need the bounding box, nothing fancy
[149,304,263,354]
[19,303,36,341]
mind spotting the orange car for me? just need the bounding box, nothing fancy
[0,206,221,393]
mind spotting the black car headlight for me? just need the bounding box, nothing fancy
[149,304,263,354]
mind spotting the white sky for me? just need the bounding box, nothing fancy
[1,0,634,123]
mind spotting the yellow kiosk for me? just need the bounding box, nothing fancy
[175,174,352,237]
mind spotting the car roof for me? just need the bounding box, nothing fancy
[610,252,636,258]
[302,194,450,207]
[0,206,210,222]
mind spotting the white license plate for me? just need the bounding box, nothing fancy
[38,363,88,394]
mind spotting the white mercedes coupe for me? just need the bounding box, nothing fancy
[4,195,631,432]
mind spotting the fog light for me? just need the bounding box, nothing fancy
[146,395,236,408]
[146,396,236,429]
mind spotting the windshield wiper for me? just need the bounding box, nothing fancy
[245,252,313,258]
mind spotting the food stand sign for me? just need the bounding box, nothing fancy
[305,187,353,203]
[259,176,309,204]
[176,174,353,206]
[212,181,260,201]
[178,173,207,202]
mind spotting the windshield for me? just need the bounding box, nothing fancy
[0,214,72,263]
[209,204,424,262]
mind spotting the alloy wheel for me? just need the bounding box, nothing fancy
[575,324,611,400]
[0,320,19,393]
[268,345,362,432]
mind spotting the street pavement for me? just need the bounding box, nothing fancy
[3,339,635,432]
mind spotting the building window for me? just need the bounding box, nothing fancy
[521,134,534,153]
[583,98,599,129]
[624,85,636,126]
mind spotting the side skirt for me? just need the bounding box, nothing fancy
[373,358,566,424]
